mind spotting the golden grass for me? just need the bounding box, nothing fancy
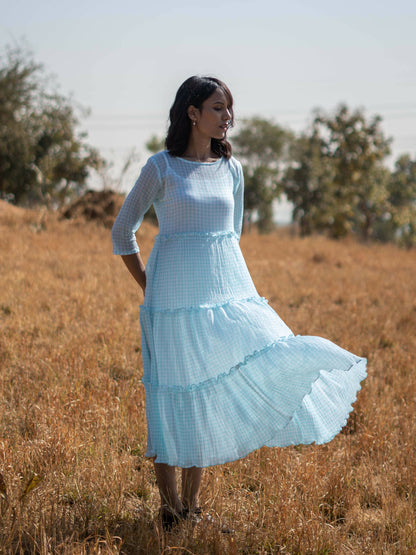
[0,209,415,554]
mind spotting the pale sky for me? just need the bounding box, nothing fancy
[2,0,416,217]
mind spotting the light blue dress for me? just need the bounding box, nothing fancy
[111,151,367,468]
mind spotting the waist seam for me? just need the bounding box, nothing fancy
[155,230,237,241]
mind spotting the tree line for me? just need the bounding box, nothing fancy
[231,113,416,246]
[147,112,416,246]
[1,45,416,246]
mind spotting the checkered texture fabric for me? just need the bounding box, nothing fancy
[112,151,367,468]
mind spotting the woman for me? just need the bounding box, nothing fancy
[111,76,367,529]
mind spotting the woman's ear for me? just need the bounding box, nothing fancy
[187,105,198,124]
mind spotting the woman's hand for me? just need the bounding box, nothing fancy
[121,253,146,293]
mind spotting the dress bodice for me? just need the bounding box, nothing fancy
[111,151,244,255]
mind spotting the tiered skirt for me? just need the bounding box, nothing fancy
[140,232,367,468]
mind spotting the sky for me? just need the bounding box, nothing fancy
[2,0,416,220]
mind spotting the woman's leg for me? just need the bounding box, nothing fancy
[181,467,203,510]
[153,463,182,513]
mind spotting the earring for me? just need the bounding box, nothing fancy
[192,121,196,126]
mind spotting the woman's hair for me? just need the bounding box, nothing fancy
[166,76,234,159]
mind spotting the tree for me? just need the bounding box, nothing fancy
[388,154,416,207]
[232,117,293,232]
[353,164,391,241]
[385,154,416,246]
[283,131,336,236]
[146,134,165,154]
[311,104,392,238]
[0,44,103,206]
[284,105,392,239]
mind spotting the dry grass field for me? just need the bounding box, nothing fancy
[1,202,416,554]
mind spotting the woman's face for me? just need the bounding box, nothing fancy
[190,88,232,140]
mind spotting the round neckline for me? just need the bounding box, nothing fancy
[176,155,223,166]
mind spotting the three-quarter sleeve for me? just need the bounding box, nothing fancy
[233,161,244,239]
[111,158,163,255]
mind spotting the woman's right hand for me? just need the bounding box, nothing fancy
[121,253,147,292]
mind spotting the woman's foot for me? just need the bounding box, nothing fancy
[159,504,186,531]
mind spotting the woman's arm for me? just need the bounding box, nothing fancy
[233,161,244,238]
[121,253,146,293]
[111,157,162,256]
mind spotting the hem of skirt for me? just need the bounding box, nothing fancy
[267,357,367,447]
[143,357,367,468]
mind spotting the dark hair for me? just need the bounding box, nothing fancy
[166,76,234,159]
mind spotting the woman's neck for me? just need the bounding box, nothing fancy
[182,136,217,162]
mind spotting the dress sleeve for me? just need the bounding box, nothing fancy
[233,161,244,239]
[111,157,162,255]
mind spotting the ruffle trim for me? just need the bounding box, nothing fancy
[142,333,298,392]
[144,352,367,467]
[155,230,237,241]
[264,357,366,447]
[140,295,268,314]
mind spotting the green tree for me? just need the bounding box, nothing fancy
[146,134,165,154]
[311,104,392,238]
[232,117,293,232]
[354,164,391,241]
[0,45,103,206]
[386,154,416,246]
[283,131,336,236]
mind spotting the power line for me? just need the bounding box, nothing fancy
[84,103,416,121]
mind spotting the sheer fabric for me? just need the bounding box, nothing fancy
[112,151,366,468]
